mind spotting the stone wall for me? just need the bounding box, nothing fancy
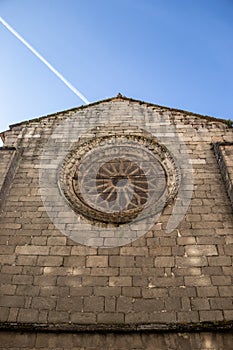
[0,147,19,211]
[214,143,233,208]
[0,97,233,335]
[0,331,233,350]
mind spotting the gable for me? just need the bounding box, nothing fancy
[0,95,233,334]
[1,95,231,150]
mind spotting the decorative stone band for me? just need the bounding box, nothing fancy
[59,132,180,225]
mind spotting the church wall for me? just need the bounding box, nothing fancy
[0,99,233,347]
[0,330,233,350]
[0,147,19,211]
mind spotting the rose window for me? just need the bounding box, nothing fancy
[59,134,180,224]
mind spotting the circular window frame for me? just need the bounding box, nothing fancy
[58,133,180,225]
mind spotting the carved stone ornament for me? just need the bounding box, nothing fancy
[59,133,180,224]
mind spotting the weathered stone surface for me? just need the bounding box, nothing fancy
[0,96,232,331]
[214,143,233,207]
[0,148,19,211]
[0,330,232,349]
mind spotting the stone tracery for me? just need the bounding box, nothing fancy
[59,131,180,224]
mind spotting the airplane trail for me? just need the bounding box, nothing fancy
[0,16,90,105]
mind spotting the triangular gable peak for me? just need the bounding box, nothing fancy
[0,94,231,146]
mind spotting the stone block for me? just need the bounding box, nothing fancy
[82,276,108,286]
[176,256,207,267]
[86,255,108,267]
[0,284,16,295]
[185,276,211,286]
[71,245,97,255]
[16,285,39,296]
[109,276,132,287]
[94,286,121,296]
[12,275,33,285]
[0,295,25,308]
[169,287,196,297]
[56,296,82,312]
[39,286,69,297]
[34,275,57,286]
[104,296,116,312]
[15,245,49,255]
[117,296,134,312]
[17,308,39,323]
[199,310,223,322]
[120,247,148,256]
[208,256,232,266]
[191,298,210,310]
[134,299,164,312]
[122,287,141,298]
[109,256,135,267]
[91,267,118,276]
[31,296,56,310]
[48,310,69,323]
[154,257,175,267]
[47,236,67,245]
[57,276,82,287]
[210,298,233,309]
[185,245,218,256]
[219,286,233,297]
[71,312,97,324]
[97,312,124,323]
[197,287,219,297]
[142,288,168,298]
[37,256,63,266]
[211,276,232,285]
[50,246,71,255]
[0,307,9,322]
[83,296,104,312]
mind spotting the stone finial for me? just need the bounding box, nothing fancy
[116,92,123,98]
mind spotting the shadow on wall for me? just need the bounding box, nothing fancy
[0,331,233,349]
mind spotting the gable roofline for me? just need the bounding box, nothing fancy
[4,94,233,131]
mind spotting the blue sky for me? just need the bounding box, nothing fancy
[0,0,233,137]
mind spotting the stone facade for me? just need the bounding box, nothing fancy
[214,142,233,208]
[0,331,233,350]
[0,147,19,211]
[0,95,233,348]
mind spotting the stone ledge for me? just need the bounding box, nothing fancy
[1,320,233,333]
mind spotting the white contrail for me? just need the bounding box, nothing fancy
[0,16,90,105]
